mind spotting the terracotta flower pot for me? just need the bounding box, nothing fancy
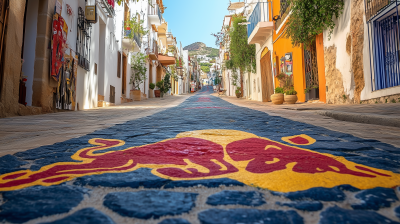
[285,95,298,104]
[271,93,284,105]
[154,90,161,98]
[130,90,142,101]
[236,92,241,98]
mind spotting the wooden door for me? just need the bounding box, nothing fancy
[260,51,274,102]
[110,85,115,103]
[149,63,153,84]
[0,0,7,91]
[122,53,127,95]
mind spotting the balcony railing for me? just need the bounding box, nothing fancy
[364,0,397,21]
[247,2,272,38]
[146,39,159,60]
[133,32,142,48]
[148,4,163,24]
[275,0,291,29]
[124,30,142,48]
[99,0,115,18]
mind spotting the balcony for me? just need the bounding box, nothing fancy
[247,2,274,45]
[146,39,158,60]
[98,0,115,18]
[365,0,397,21]
[166,32,175,45]
[148,4,162,26]
[122,29,142,52]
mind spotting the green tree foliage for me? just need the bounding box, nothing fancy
[226,15,256,87]
[284,0,344,47]
[130,53,148,90]
[200,63,212,73]
[201,66,210,73]
[124,15,148,38]
[163,73,171,93]
[206,48,219,58]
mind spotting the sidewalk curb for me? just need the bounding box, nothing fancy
[316,110,400,128]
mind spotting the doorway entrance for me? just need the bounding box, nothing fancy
[110,85,115,103]
[122,53,127,96]
[304,41,319,100]
[260,50,274,102]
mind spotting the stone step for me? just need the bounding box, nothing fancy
[98,100,115,108]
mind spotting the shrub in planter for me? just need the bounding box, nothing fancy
[235,87,242,98]
[271,87,285,104]
[156,81,164,98]
[285,88,298,104]
[149,83,155,90]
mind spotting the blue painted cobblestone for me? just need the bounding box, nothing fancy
[164,178,244,189]
[74,168,170,189]
[351,187,398,210]
[320,206,400,224]
[1,88,400,223]
[0,186,87,223]
[198,208,304,224]
[206,190,266,206]
[158,218,191,224]
[272,186,346,201]
[276,201,323,211]
[103,191,197,219]
[0,154,28,175]
[41,208,115,224]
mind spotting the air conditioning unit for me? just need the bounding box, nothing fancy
[85,5,98,24]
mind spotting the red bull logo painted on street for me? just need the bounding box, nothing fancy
[0,130,398,192]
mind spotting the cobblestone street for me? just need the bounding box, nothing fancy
[1,87,400,224]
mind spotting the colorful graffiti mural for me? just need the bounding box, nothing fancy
[0,130,398,192]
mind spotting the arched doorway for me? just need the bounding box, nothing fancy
[260,48,274,102]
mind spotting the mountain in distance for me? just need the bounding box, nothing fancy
[183,42,219,58]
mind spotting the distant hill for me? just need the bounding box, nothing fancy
[184,42,219,58]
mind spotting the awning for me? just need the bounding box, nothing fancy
[158,54,176,66]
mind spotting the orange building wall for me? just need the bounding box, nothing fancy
[316,33,326,103]
[273,38,306,102]
[272,0,306,102]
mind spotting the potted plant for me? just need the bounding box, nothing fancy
[271,87,285,104]
[149,83,155,98]
[235,87,242,98]
[276,73,286,87]
[304,85,319,101]
[285,88,298,104]
[129,53,148,101]
[156,81,164,98]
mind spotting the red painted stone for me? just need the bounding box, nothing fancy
[289,136,310,145]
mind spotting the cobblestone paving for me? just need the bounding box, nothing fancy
[1,87,400,224]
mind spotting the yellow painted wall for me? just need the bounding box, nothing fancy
[272,0,306,102]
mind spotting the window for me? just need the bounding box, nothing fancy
[368,4,400,91]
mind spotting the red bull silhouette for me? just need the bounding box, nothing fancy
[0,130,395,192]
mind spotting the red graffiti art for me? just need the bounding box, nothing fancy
[0,133,391,191]
[0,138,238,190]
[196,97,213,102]
[183,107,232,110]
[226,138,390,177]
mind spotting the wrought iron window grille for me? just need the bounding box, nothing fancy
[76,7,91,71]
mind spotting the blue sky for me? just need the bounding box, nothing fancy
[163,0,232,49]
